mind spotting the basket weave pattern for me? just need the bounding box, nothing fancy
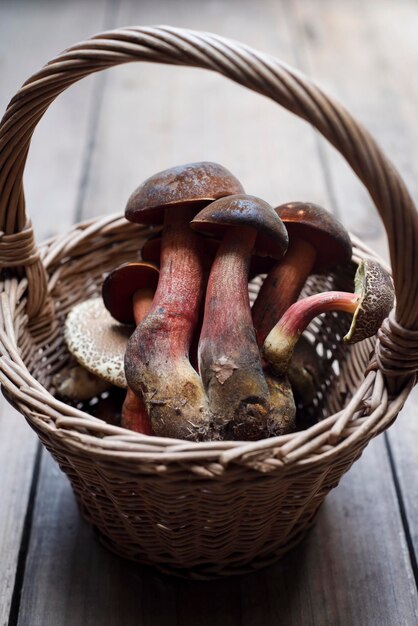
[1,27,418,578]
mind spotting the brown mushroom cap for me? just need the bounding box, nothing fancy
[276,202,352,272]
[102,261,159,325]
[126,162,244,225]
[64,298,129,388]
[344,258,394,343]
[191,194,289,259]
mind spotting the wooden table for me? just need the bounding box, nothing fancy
[2,1,418,624]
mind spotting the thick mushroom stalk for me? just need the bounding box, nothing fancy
[192,194,292,440]
[141,233,219,372]
[252,202,352,346]
[124,162,244,441]
[199,226,270,438]
[125,209,209,439]
[264,259,394,376]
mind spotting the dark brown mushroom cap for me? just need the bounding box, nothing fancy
[276,202,352,272]
[102,261,159,325]
[191,194,289,259]
[125,162,244,224]
[344,258,394,343]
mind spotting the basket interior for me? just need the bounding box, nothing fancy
[18,219,375,430]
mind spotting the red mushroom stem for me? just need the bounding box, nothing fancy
[199,225,271,436]
[133,288,155,322]
[121,287,156,435]
[148,208,204,366]
[125,207,210,440]
[252,237,316,346]
[263,291,360,376]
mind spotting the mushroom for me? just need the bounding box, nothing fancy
[65,295,153,433]
[124,162,244,441]
[102,261,159,434]
[65,296,157,433]
[191,194,294,440]
[264,258,394,376]
[102,261,159,325]
[252,202,352,346]
[64,298,132,390]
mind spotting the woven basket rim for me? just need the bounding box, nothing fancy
[0,25,417,477]
[1,215,411,473]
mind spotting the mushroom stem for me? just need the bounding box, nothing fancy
[121,388,154,435]
[264,291,360,376]
[199,225,271,438]
[252,237,317,345]
[125,207,210,440]
[120,288,155,435]
[133,288,155,324]
[252,202,353,347]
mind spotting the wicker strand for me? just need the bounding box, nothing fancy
[375,311,418,376]
[0,219,39,267]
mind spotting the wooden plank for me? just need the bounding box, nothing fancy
[0,1,110,624]
[15,0,418,624]
[0,403,40,626]
[288,0,391,260]
[0,0,113,239]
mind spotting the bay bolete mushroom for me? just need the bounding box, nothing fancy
[252,202,352,346]
[124,162,244,441]
[102,261,159,434]
[264,258,394,376]
[191,194,293,440]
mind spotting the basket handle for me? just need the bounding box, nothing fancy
[1,26,418,387]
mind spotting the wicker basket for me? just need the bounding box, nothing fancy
[1,26,418,580]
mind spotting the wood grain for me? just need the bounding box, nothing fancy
[0,1,109,624]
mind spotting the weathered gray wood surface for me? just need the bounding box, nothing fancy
[0,2,109,624]
[1,1,418,625]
